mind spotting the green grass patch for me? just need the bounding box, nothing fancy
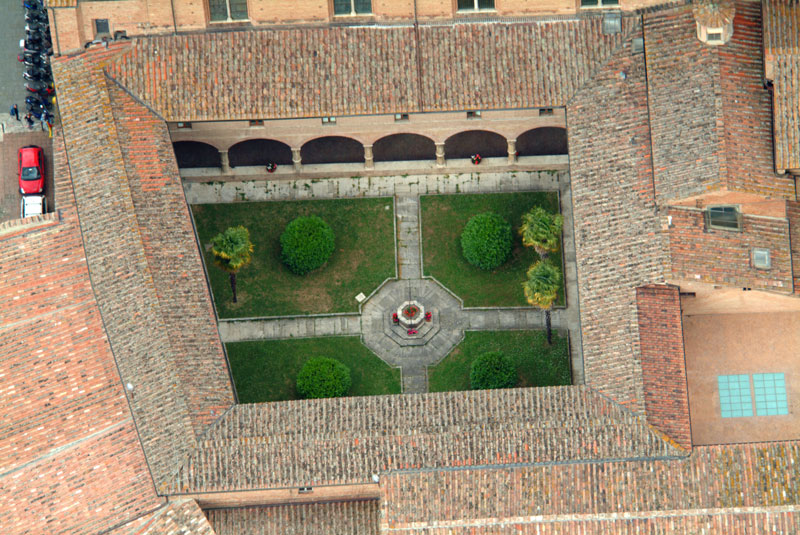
[227,337,401,402]
[420,191,564,307]
[192,198,395,317]
[428,330,571,393]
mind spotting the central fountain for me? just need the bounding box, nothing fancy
[396,300,425,330]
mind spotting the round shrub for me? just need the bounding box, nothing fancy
[470,351,516,390]
[296,357,352,399]
[460,212,513,270]
[280,216,335,275]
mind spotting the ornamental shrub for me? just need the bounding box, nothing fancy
[280,216,335,275]
[296,357,352,399]
[460,212,512,270]
[470,351,516,390]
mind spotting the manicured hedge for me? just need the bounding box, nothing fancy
[280,216,335,275]
[296,357,352,399]
[460,212,512,270]
[470,351,516,390]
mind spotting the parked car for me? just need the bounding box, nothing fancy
[18,145,44,194]
[20,194,46,218]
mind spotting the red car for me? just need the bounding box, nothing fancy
[18,145,44,195]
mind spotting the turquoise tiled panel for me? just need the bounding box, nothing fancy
[753,373,789,416]
[718,375,753,418]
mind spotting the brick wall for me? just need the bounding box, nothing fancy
[788,201,800,294]
[636,284,691,450]
[668,206,793,292]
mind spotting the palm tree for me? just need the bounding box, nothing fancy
[210,226,254,303]
[519,207,564,259]
[523,260,562,344]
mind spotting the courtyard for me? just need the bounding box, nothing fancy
[189,169,581,398]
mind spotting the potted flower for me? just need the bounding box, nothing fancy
[392,312,399,323]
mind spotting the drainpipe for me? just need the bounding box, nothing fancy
[168,0,177,33]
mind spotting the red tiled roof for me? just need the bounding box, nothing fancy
[169,386,681,493]
[636,284,691,449]
[381,441,800,532]
[0,133,162,535]
[644,3,791,203]
[105,17,635,122]
[763,0,800,173]
[566,22,664,412]
[107,79,235,434]
[207,500,379,535]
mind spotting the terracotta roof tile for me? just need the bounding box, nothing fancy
[106,17,634,122]
[381,441,800,531]
[566,23,665,412]
[763,0,800,172]
[207,500,379,535]
[51,54,201,491]
[107,80,235,433]
[0,134,161,535]
[169,386,681,493]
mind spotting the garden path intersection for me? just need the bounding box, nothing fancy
[210,170,581,393]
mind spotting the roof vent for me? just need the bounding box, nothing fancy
[602,12,621,35]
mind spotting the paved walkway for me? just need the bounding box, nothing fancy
[396,195,421,279]
[202,170,583,393]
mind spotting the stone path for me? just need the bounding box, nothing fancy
[219,314,361,343]
[202,170,584,393]
[395,195,421,279]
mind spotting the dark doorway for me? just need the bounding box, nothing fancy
[373,134,436,162]
[444,130,507,159]
[300,136,365,164]
[516,127,568,156]
[229,139,293,167]
[172,141,221,168]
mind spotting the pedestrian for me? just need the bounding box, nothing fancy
[9,104,20,121]
[24,113,34,129]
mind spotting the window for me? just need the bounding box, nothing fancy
[718,374,789,418]
[176,122,192,129]
[581,0,619,7]
[753,374,788,416]
[249,120,264,127]
[322,116,337,125]
[333,0,372,15]
[94,19,110,36]
[209,0,248,22]
[707,31,723,42]
[705,205,742,231]
[752,248,771,269]
[466,111,482,119]
[631,37,644,54]
[539,108,554,116]
[394,113,409,122]
[457,0,494,12]
[602,12,621,34]
[718,375,753,418]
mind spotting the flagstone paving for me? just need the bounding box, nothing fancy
[207,170,582,394]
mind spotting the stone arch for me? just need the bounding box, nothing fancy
[228,139,293,167]
[300,136,365,164]
[172,141,221,168]
[444,130,507,159]
[373,133,436,162]
[516,127,568,156]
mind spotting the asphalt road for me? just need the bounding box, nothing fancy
[0,0,29,115]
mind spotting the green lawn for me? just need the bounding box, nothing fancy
[227,337,402,403]
[192,198,395,317]
[428,330,571,393]
[420,191,564,307]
